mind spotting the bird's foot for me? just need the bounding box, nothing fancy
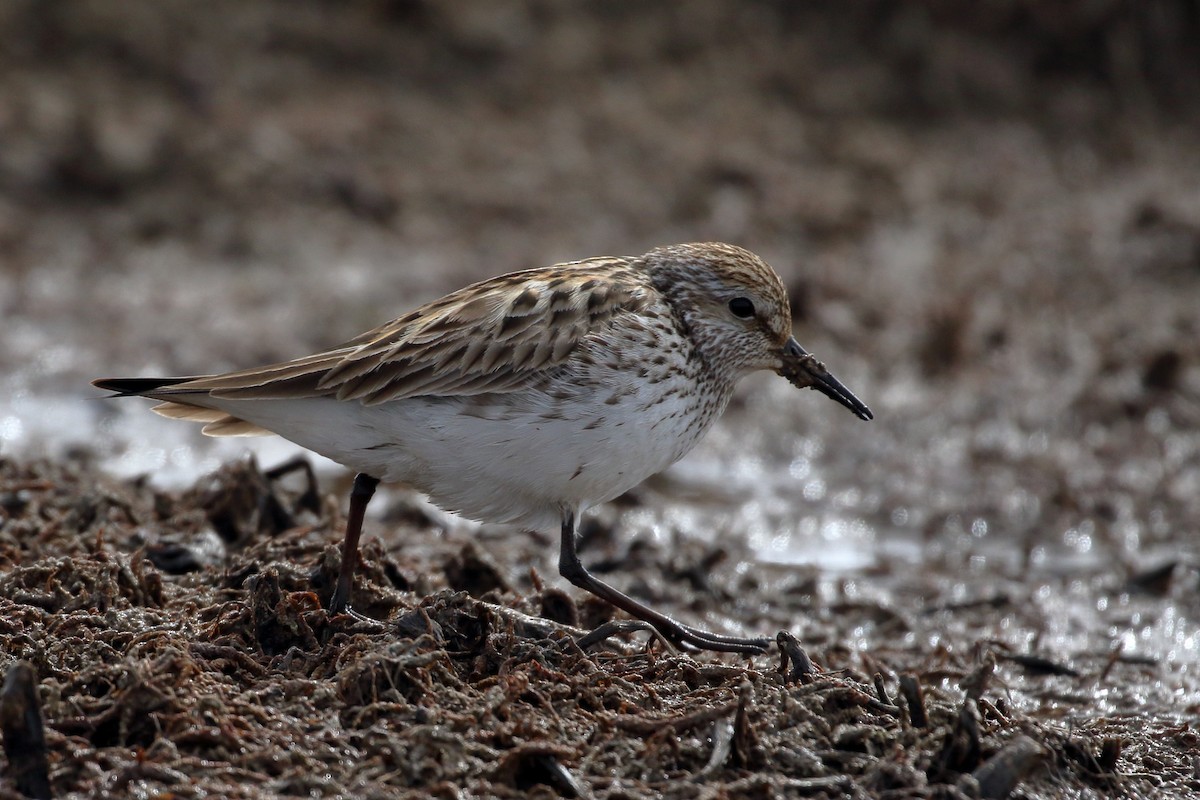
[578,616,769,655]
[664,618,771,655]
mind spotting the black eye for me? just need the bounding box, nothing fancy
[728,297,755,319]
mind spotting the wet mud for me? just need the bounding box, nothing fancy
[3,455,1196,798]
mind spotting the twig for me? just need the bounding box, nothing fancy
[1,662,51,800]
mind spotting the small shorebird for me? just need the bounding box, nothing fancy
[95,242,871,653]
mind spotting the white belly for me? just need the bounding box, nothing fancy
[207,368,731,531]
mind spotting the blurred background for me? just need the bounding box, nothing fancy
[1,1,1198,580]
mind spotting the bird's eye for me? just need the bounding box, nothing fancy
[728,297,755,319]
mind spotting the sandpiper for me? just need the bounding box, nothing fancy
[95,242,872,653]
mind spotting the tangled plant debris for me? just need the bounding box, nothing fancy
[0,456,1196,798]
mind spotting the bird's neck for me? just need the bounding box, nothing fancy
[644,260,743,390]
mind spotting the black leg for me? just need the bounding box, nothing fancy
[557,510,770,655]
[263,455,322,515]
[329,473,380,614]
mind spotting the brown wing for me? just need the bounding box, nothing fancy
[164,256,651,405]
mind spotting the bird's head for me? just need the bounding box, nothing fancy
[644,242,873,421]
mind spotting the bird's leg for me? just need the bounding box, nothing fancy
[329,473,380,615]
[263,455,322,515]
[557,511,770,655]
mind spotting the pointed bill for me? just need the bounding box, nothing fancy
[778,337,873,421]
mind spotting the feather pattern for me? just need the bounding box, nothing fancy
[93,244,871,461]
[161,256,649,406]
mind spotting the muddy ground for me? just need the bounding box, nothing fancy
[1,2,1199,798]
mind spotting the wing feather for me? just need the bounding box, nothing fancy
[168,256,650,406]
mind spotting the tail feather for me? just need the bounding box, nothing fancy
[150,401,228,423]
[94,377,272,437]
[201,417,271,436]
[92,377,204,396]
[148,401,271,436]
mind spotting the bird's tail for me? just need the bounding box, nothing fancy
[91,376,271,436]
